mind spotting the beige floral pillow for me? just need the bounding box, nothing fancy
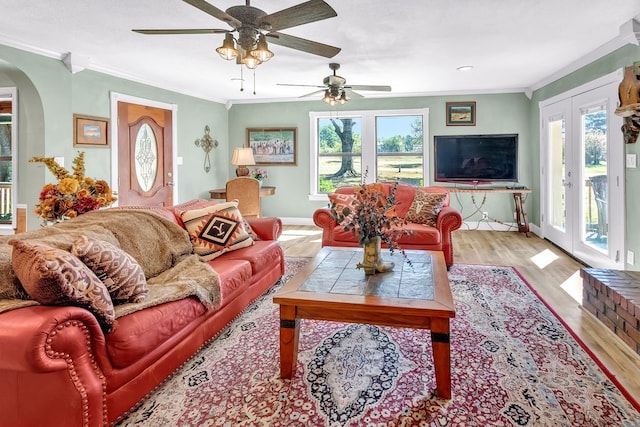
[405,191,448,227]
[71,235,148,304]
[9,239,116,331]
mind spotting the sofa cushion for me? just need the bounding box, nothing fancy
[396,223,442,245]
[216,240,282,276]
[106,297,206,368]
[208,258,253,303]
[8,239,116,330]
[405,191,448,226]
[71,235,148,304]
[180,201,254,261]
[328,193,357,221]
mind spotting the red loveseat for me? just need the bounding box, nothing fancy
[0,199,284,426]
[313,183,463,267]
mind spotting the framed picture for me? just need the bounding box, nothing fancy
[73,114,109,147]
[246,127,297,165]
[446,102,476,126]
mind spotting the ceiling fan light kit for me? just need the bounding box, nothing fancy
[323,88,347,105]
[216,33,238,60]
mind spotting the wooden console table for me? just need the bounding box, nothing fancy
[209,186,276,200]
[449,187,532,237]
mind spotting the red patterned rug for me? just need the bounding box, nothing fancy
[115,260,640,426]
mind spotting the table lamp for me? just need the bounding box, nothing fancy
[231,147,255,177]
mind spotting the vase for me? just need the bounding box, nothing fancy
[357,236,394,275]
[257,179,263,187]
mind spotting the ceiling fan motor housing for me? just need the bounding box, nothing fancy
[227,5,268,50]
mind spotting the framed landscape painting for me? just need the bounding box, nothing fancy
[446,102,476,126]
[73,114,110,146]
[246,127,297,165]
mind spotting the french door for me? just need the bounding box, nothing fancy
[540,74,624,269]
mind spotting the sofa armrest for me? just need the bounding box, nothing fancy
[437,206,463,233]
[313,208,336,229]
[0,305,109,426]
[436,206,463,267]
[313,208,340,247]
[246,217,283,240]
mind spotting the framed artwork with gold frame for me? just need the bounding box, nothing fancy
[446,102,476,126]
[246,127,297,165]
[73,114,110,147]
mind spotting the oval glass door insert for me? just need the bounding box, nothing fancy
[134,124,158,192]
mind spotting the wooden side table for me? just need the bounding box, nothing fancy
[209,186,276,200]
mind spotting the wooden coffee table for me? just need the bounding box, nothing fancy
[273,247,455,399]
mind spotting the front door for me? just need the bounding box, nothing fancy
[116,101,174,207]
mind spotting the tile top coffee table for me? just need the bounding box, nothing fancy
[273,246,455,399]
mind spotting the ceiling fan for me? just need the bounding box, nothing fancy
[278,63,392,104]
[132,0,341,69]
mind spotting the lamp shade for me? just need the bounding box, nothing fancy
[231,147,255,176]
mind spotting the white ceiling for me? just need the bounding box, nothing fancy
[1,0,640,105]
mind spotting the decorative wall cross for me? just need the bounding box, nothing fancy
[194,125,218,172]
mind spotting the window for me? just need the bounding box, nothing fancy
[309,108,428,198]
[0,87,16,233]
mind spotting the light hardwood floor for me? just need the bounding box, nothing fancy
[278,226,640,404]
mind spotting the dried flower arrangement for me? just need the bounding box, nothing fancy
[330,171,411,265]
[30,152,117,224]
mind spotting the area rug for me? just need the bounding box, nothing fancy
[115,260,640,426]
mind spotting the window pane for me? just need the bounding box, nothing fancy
[582,109,607,252]
[549,118,566,231]
[0,123,11,156]
[376,115,423,153]
[318,117,362,154]
[377,155,424,185]
[318,156,362,193]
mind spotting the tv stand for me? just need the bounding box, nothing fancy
[449,187,532,237]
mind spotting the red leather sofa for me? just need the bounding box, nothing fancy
[0,199,284,426]
[313,183,463,267]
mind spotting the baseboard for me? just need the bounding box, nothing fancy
[459,221,526,233]
[280,217,316,226]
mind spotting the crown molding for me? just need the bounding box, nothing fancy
[529,17,640,94]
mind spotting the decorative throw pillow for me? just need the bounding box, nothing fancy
[242,218,261,241]
[9,239,116,331]
[405,191,448,227]
[180,200,254,261]
[71,235,148,304]
[328,193,358,220]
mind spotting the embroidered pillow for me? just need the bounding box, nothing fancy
[328,193,358,222]
[71,235,148,304]
[180,201,254,261]
[9,239,116,331]
[243,218,261,241]
[405,191,448,227]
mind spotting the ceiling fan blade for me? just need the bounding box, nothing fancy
[277,83,325,88]
[259,0,337,32]
[132,29,228,35]
[344,88,364,99]
[347,84,392,92]
[267,32,340,58]
[299,89,326,98]
[181,0,241,28]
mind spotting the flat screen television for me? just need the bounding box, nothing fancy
[433,133,519,184]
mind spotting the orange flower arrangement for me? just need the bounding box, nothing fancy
[30,152,116,224]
